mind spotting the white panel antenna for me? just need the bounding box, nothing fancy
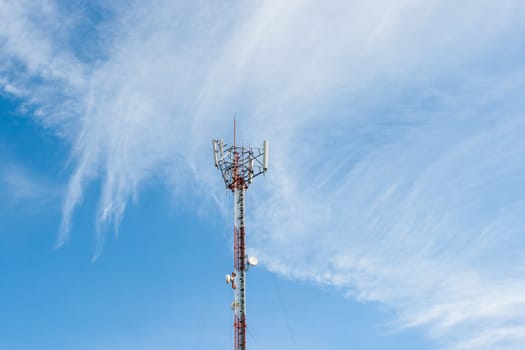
[248,158,254,183]
[213,140,219,167]
[263,140,269,172]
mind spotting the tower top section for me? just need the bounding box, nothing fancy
[212,138,268,191]
[213,120,268,191]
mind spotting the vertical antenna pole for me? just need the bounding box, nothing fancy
[233,182,247,350]
[234,117,236,148]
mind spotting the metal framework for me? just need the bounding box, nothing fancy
[213,122,268,350]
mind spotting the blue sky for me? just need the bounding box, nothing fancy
[1,1,525,349]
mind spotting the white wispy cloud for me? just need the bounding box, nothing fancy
[1,0,525,348]
[0,161,59,204]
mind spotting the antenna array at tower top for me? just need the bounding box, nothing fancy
[213,139,268,190]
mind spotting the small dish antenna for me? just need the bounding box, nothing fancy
[247,256,258,267]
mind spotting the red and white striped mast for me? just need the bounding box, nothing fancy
[213,120,268,350]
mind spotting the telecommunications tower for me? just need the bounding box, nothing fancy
[213,121,268,350]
